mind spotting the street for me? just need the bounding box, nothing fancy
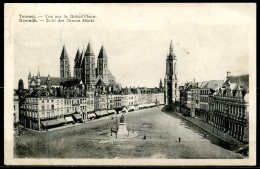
[14,107,243,159]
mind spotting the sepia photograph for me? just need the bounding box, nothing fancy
[4,3,256,166]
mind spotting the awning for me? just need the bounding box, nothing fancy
[107,109,116,114]
[41,119,60,127]
[150,103,156,107]
[88,113,96,118]
[95,110,108,116]
[122,107,128,112]
[57,118,66,123]
[138,105,144,108]
[128,106,135,110]
[65,116,74,122]
[73,114,82,120]
[143,104,149,108]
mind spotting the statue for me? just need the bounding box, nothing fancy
[117,114,128,138]
[120,115,125,123]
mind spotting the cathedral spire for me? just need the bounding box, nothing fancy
[98,44,107,58]
[28,69,31,79]
[80,45,85,67]
[37,68,40,78]
[74,47,81,62]
[85,40,94,56]
[60,45,68,59]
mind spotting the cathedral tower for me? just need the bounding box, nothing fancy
[60,45,71,78]
[82,41,96,89]
[74,48,82,79]
[164,40,178,105]
[97,45,109,85]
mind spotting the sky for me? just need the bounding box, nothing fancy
[9,3,255,89]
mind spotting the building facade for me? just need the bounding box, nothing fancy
[211,75,249,143]
[14,94,19,127]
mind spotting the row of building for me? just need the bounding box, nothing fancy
[179,73,249,143]
[15,85,164,130]
[14,40,170,131]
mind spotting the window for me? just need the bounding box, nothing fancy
[52,105,54,110]
[42,105,45,111]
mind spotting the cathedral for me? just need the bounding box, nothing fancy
[164,40,179,105]
[28,41,118,92]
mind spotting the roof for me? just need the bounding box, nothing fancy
[79,49,84,67]
[227,74,249,90]
[62,79,82,88]
[96,78,107,86]
[98,45,107,58]
[60,45,68,59]
[40,76,76,86]
[108,70,116,84]
[96,78,106,86]
[182,82,198,91]
[29,89,56,97]
[74,49,82,68]
[74,48,81,62]
[199,80,224,89]
[85,41,94,56]
[167,40,176,60]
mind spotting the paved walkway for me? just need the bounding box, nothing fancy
[175,112,246,149]
[47,123,81,131]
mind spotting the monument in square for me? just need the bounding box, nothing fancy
[117,114,129,138]
[110,114,138,139]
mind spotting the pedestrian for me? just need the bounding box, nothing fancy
[178,137,181,143]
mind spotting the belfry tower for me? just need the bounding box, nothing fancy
[164,40,178,105]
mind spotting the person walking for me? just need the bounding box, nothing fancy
[178,137,181,143]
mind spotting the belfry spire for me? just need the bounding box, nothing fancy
[169,40,174,56]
